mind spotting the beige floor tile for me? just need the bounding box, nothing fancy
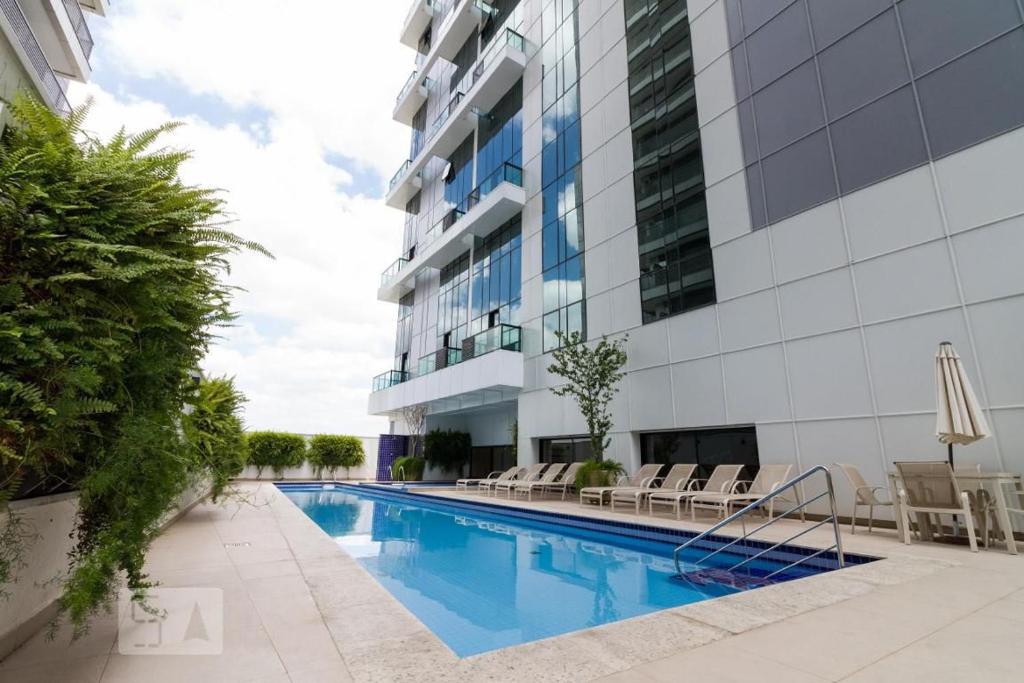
[286,659,355,683]
[235,559,302,581]
[843,614,1024,682]
[629,640,828,682]
[0,611,117,669]
[0,654,107,682]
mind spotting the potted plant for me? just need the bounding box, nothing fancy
[575,458,626,490]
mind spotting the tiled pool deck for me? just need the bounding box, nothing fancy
[1,481,1021,682]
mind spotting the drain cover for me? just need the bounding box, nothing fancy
[223,542,251,548]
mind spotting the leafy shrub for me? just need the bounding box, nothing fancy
[391,456,425,482]
[424,429,471,475]
[247,432,306,478]
[308,435,365,479]
[575,459,626,491]
[181,377,248,500]
[0,95,268,632]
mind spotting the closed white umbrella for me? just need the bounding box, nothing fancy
[935,341,990,467]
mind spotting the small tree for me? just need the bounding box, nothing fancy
[308,435,365,479]
[247,432,306,478]
[547,331,628,460]
[401,404,428,459]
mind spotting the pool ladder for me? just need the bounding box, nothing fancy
[672,465,845,580]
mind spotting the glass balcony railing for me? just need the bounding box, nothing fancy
[428,91,465,140]
[0,0,70,115]
[389,159,414,193]
[464,324,522,359]
[472,28,525,85]
[417,347,462,376]
[61,0,93,60]
[467,162,523,210]
[380,257,411,288]
[372,370,410,392]
[396,70,419,106]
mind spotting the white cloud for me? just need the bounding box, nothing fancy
[66,1,422,435]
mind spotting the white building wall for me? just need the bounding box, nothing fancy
[514,0,1024,521]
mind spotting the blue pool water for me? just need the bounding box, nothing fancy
[279,484,833,657]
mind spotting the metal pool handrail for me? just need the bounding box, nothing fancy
[672,465,844,579]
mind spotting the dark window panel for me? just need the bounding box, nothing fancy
[917,29,1024,158]
[830,86,928,194]
[739,0,796,37]
[745,2,814,92]
[818,9,910,121]
[898,0,1022,76]
[752,59,825,156]
[806,0,892,49]
[746,163,768,229]
[761,129,837,223]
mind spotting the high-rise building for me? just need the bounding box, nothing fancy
[0,0,105,125]
[370,0,1024,486]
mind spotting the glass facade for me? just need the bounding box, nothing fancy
[539,436,594,464]
[394,291,415,374]
[625,0,716,325]
[477,79,523,189]
[436,252,471,351]
[443,136,476,215]
[639,427,759,482]
[541,0,586,352]
[727,0,1024,226]
[470,218,522,335]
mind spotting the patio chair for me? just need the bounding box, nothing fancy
[456,466,519,491]
[835,463,892,534]
[492,463,546,497]
[540,462,584,501]
[509,462,567,501]
[647,464,744,520]
[579,464,662,507]
[690,464,794,521]
[479,464,536,495]
[895,461,978,552]
[609,463,698,515]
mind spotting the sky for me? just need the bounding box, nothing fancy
[67,1,414,436]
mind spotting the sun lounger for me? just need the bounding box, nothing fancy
[647,464,744,519]
[509,463,568,501]
[479,465,535,495]
[579,464,662,507]
[689,464,794,520]
[609,464,698,515]
[456,466,519,490]
[491,463,546,497]
[540,462,584,501]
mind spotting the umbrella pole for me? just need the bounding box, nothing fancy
[947,442,954,469]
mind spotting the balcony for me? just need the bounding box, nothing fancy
[61,0,93,60]
[372,370,410,393]
[394,70,431,126]
[368,329,523,417]
[378,162,525,303]
[433,0,494,62]
[399,0,435,52]
[0,0,71,114]
[385,28,527,209]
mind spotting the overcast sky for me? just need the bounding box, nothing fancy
[68,1,413,436]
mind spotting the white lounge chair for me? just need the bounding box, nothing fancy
[609,463,698,515]
[895,461,978,552]
[509,463,567,501]
[647,464,744,520]
[835,463,893,534]
[539,462,584,501]
[479,465,536,495]
[492,463,546,497]
[579,464,661,507]
[690,464,794,521]
[456,466,519,491]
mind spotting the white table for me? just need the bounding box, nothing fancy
[887,471,1022,555]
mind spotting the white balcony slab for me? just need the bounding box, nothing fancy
[385,37,526,209]
[368,350,523,417]
[394,75,430,125]
[378,181,525,303]
[433,0,490,62]
[399,0,434,51]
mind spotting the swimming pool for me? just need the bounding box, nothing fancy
[279,483,865,657]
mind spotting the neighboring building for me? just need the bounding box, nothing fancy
[0,0,105,125]
[370,0,1024,498]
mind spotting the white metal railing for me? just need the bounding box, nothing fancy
[61,0,93,59]
[673,465,845,580]
[0,0,71,114]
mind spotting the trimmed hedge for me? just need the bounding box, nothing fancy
[308,435,365,478]
[247,432,306,477]
[424,429,471,475]
[391,456,425,482]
